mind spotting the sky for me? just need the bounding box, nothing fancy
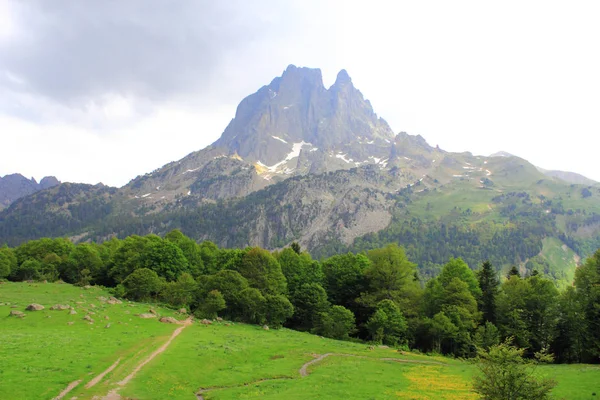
[1,0,599,187]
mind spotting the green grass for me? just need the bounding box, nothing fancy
[122,322,476,400]
[2,282,600,400]
[0,282,180,400]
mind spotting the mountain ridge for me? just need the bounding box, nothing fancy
[1,66,599,287]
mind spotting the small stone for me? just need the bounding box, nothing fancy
[216,317,223,322]
[178,308,187,314]
[50,304,70,310]
[70,309,77,315]
[26,303,45,311]
[138,313,156,319]
[262,325,269,331]
[83,315,94,323]
[105,323,111,329]
[67,321,74,325]
[201,319,212,325]
[104,315,110,320]
[159,316,178,324]
[148,308,157,315]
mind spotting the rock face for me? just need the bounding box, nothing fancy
[26,303,45,311]
[0,174,60,210]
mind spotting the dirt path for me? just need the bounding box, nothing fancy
[53,379,82,400]
[196,352,447,399]
[85,358,121,389]
[117,318,192,387]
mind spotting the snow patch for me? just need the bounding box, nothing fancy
[310,148,318,152]
[272,136,288,144]
[142,193,151,198]
[182,168,200,175]
[335,153,353,163]
[453,174,464,178]
[156,186,160,191]
[257,142,312,173]
[486,169,492,176]
[187,190,191,196]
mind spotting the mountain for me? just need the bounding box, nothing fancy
[1,66,600,286]
[536,167,597,186]
[0,174,60,210]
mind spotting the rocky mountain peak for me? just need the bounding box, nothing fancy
[333,69,352,86]
[0,174,60,210]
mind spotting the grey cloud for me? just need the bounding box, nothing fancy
[0,0,294,104]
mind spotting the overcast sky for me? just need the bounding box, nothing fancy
[1,0,599,187]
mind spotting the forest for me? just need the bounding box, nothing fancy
[1,230,599,364]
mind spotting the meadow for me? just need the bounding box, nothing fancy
[1,282,599,400]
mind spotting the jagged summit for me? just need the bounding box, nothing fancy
[0,173,60,210]
[213,65,394,167]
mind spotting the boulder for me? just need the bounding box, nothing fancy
[83,315,94,323]
[216,317,223,322]
[26,304,44,311]
[201,319,212,325]
[9,310,24,317]
[262,325,269,331]
[106,296,122,304]
[178,308,187,314]
[148,308,157,315]
[105,323,111,329]
[159,317,178,324]
[69,309,77,315]
[138,313,156,319]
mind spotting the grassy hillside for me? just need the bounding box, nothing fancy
[1,282,599,399]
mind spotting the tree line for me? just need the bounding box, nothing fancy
[1,231,599,363]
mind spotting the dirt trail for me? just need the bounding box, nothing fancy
[85,358,121,389]
[52,379,81,400]
[196,352,447,399]
[117,318,192,386]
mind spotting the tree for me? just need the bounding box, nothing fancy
[313,305,356,340]
[360,244,421,319]
[277,248,323,295]
[322,252,370,309]
[165,229,205,276]
[366,299,407,345]
[161,272,197,308]
[196,290,226,319]
[122,268,164,301]
[199,270,249,318]
[11,260,41,281]
[264,294,294,328]
[552,287,587,363]
[237,288,266,324]
[474,321,500,351]
[290,242,301,255]
[473,340,556,400]
[0,247,17,279]
[573,249,600,361]
[507,265,521,279]
[477,260,499,324]
[63,243,103,284]
[288,283,330,330]
[236,247,287,295]
[438,258,481,299]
